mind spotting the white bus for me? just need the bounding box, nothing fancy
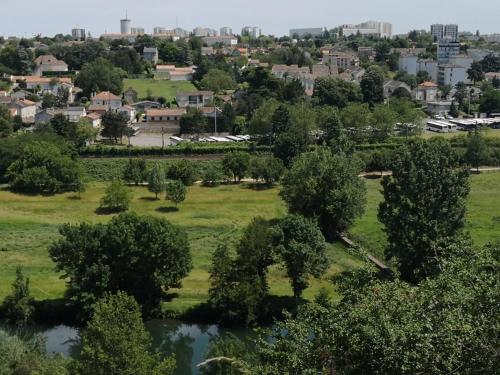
[427,120,457,133]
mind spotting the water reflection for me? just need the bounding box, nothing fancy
[1,320,253,375]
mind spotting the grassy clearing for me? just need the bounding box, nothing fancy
[421,128,500,140]
[123,79,197,102]
[1,172,498,314]
[349,172,500,259]
[0,182,362,313]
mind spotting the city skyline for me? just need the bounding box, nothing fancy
[1,0,500,38]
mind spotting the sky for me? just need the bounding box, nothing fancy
[1,0,500,38]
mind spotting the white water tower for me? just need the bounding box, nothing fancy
[120,13,131,35]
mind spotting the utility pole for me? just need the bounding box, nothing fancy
[214,106,217,135]
[161,127,165,151]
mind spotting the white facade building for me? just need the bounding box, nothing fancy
[71,28,85,41]
[399,54,418,75]
[342,21,392,38]
[438,64,466,87]
[220,27,233,36]
[437,39,460,63]
[120,17,131,35]
[242,26,259,38]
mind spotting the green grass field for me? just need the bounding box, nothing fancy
[0,182,362,314]
[1,172,498,314]
[421,128,500,139]
[123,79,197,102]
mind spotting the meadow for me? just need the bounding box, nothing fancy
[0,172,498,315]
[123,79,197,102]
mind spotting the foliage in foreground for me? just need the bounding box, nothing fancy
[254,241,499,375]
[1,267,35,326]
[76,292,175,375]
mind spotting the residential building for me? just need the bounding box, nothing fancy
[241,26,259,38]
[322,52,359,70]
[131,100,161,112]
[33,55,69,76]
[289,28,324,39]
[415,81,439,102]
[201,47,215,56]
[194,27,218,37]
[90,91,122,111]
[131,27,145,35]
[358,47,375,57]
[437,39,460,64]
[118,105,136,123]
[427,101,452,115]
[143,47,159,64]
[84,112,102,128]
[146,108,186,123]
[431,24,444,41]
[341,21,392,38]
[399,54,418,75]
[417,59,438,82]
[8,99,36,123]
[9,76,74,102]
[220,27,233,36]
[438,64,466,87]
[484,72,500,82]
[444,24,459,40]
[65,107,87,122]
[71,28,86,41]
[202,36,238,46]
[176,91,214,108]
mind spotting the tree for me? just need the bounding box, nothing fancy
[165,180,186,206]
[2,267,35,326]
[179,108,207,135]
[200,334,253,375]
[360,65,385,105]
[255,242,499,375]
[274,122,310,166]
[378,139,470,283]
[449,101,459,118]
[319,108,343,145]
[248,99,280,135]
[166,160,197,186]
[479,87,500,114]
[340,103,372,143]
[371,104,397,141]
[0,331,70,375]
[464,130,490,172]
[281,147,366,238]
[74,58,125,98]
[49,213,192,318]
[312,77,362,108]
[467,61,484,84]
[6,141,82,194]
[249,156,284,185]
[202,164,224,187]
[453,81,468,107]
[221,103,236,134]
[222,151,250,182]
[439,84,452,99]
[123,158,148,185]
[50,113,77,139]
[12,115,23,132]
[101,111,129,144]
[99,180,132,213]
[200,69,236,93]
[110,47,143,74]
[281,79,306,103]
[0,104,13,137]
[42,93,57,109]
[148,162,166,199]
[273,216,329,298]
[76,292,175,375]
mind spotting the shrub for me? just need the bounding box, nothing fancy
[166,160,197,186]
[99,180,132,213]
[165,180,186,206]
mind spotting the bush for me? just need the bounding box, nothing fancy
[165,180,187,206]
[6,141,82,194]
[99,180,132,213]
[166,160,197,186]
[222,151,250,182]
[1,267,35,326]
[249,156,284,185]
[201,164,225,187]
[123,158,148,185]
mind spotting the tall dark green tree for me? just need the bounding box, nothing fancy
[101,111,129,144]
[281,147,366,238]
[378,139,470,282]
[75,58,125,98]
[76,292,175,375]
[464,130,490,172]
[2,267,35,326]
[123,158,148,185]
[360,65,385,105]
[273,215,329,298]
[0,104,13,137]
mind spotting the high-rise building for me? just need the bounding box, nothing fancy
[431,24,444,41]
[154,27,167,35]
[437,39,460,63]
[120,16,132,34]
[193,27,218,37]
[444,24,459,40]
[241,26,259,38]
[71,28,86,41]
[341,21,392,38]
[220,27,233,36]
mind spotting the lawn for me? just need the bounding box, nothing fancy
[123,79,197,102]
[421,128,500,139]
[1,172,498,314]
[349,171,500,259]
[0,182,362,314]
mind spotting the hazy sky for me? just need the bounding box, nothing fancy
[2,0,499,37]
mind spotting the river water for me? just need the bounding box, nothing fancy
[1,320,253,375]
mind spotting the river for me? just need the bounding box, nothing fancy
[1,320,253,375]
